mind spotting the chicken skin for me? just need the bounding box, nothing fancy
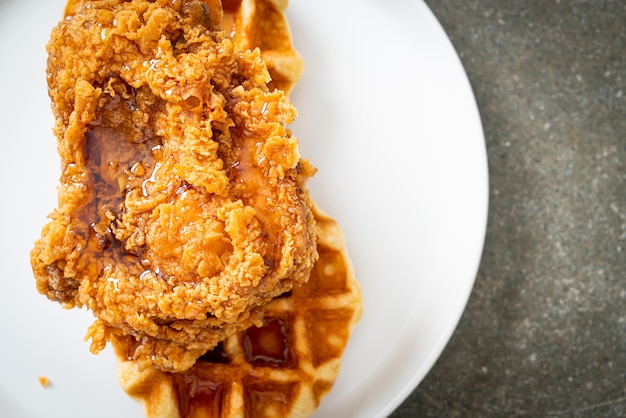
[31,0,317,372]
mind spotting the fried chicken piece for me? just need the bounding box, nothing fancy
[31,0,317,372]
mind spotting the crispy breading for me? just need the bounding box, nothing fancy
[31,0,317,372]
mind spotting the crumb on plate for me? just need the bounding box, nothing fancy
[38,376,50,388]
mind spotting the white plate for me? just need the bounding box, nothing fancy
[0,0,488,417]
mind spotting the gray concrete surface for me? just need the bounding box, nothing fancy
[391,1,626,417]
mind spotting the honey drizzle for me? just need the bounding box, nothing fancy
[79,78,164,278]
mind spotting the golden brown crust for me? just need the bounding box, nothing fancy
[31,0,317,372]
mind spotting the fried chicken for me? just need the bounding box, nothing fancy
[30,0,317,372]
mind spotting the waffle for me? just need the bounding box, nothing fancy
[63,0,304,95]
[59,0,360,414]
[113,206,362,417]
[222,0,304,95]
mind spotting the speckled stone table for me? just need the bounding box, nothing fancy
[391,1,626,417]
